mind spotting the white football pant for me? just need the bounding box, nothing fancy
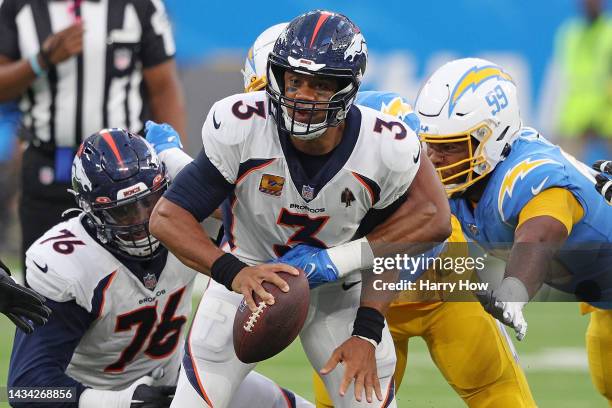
[171,279,396,408]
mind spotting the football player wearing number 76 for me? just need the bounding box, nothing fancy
[8,130,313,408]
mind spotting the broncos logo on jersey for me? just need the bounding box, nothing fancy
[497,158,557,221]
[449,65,514,117]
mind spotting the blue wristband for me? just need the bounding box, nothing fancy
[29,53,45,77]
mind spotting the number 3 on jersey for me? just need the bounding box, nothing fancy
[273,208,329,256]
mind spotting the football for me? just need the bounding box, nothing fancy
[233,269,310,363]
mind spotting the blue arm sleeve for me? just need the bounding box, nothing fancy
[8,299,94,408]
[163,149,235,222]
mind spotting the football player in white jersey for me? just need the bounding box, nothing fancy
[238,22,536,408]
[8,129,313,408]
[149,10,450,408]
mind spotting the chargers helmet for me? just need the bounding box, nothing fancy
[416,57,522,195]
[242,22,288,93]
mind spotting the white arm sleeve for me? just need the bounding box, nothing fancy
[78,376,153,408]
[158,148,193,181]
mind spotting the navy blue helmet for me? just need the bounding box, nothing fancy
[266,10,367,139]
[71,128,168,259]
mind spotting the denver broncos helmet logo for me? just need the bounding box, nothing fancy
[449,65,513,117]
[344,32,367,61]
[497,158,555,221]
[72,156,93,192]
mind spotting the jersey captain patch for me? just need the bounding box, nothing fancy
[259,174,285,196]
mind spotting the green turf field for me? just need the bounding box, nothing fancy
[0,255,607,407]
[0,300,607,407]
[258,302,606,407]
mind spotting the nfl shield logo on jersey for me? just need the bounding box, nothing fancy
[301,185,315,201]
[143,273,157,290]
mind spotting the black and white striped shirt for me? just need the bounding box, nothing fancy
[0,0,175,147]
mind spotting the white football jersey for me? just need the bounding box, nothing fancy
[202,91,421,264]
[25,215,197,389]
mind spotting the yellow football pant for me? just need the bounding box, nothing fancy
[313,301,536,407]
[585,307,612,406]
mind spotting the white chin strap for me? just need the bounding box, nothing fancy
[115,235,160,257]
[281,108,327,140]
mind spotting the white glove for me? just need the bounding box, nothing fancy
[477,277,529,341]
[79,375,153,408]
[79,368,172,408]
[494,299,528,341]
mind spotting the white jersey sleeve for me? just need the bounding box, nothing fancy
[377,132,421,208]
[350,106,422,209]
[25,217,122,312]
[201,92,266,184]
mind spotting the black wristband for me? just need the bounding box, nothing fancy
[352,306,385,345]
[211,253,248,292]
[38,49,52,70]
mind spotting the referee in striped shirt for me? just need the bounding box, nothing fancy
[0,0,186,275]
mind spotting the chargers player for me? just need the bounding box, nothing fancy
[417,57,612,405]
[314,94,536,407]
[237,25,535,408]
[8,129,313,408]
[149,10,450,408]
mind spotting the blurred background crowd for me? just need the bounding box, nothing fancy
[0,0,611,265]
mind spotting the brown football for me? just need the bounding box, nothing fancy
[233,269,310,363]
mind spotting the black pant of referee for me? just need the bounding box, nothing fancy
[20,144,74,280]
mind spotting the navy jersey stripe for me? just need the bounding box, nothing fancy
[91,270,117,319]
[236,158,276,184]
[351,171,381,206]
